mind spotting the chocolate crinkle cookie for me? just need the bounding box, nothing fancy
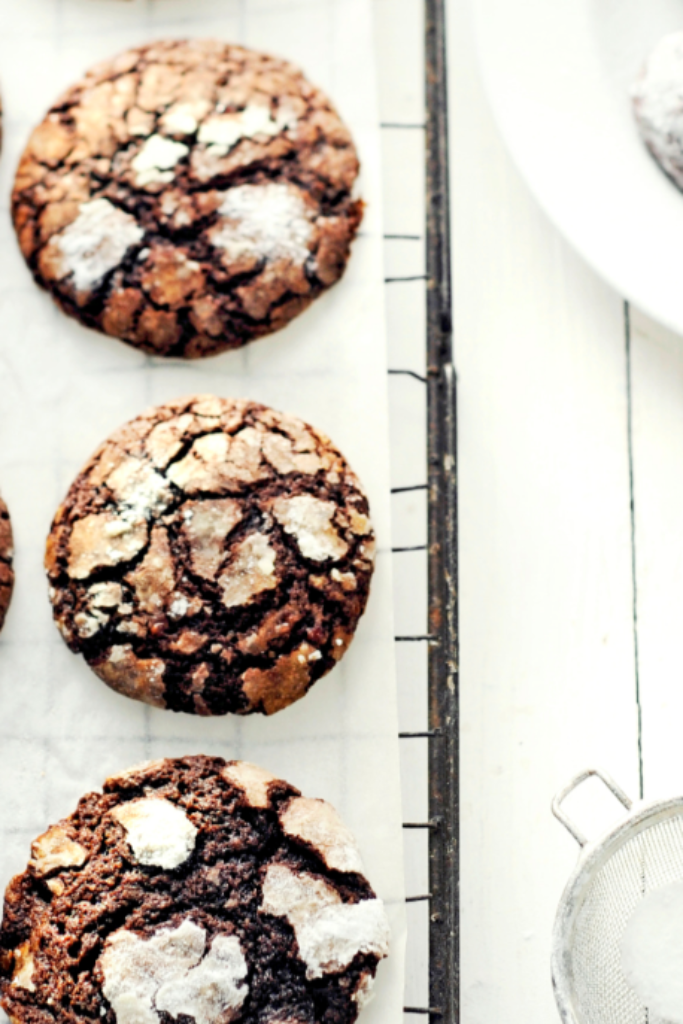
[45,396,375,716]
[0,494,14,632]
[0,756,390,1024]
[632,32,683,192]
[13,39,363,358]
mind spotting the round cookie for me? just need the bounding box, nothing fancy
[12,39,363,359]
[633,32,683,192]
[45,395,375,715]
[0,756,390,1024]
[0,494,14,632]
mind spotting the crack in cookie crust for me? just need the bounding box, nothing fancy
[13,39,363,358]
[0,496,14,634]
[45,396,375,715]
[0,756,390,1024]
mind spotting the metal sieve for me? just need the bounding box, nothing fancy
[551,768,683,1024]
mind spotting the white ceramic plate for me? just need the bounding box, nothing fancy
[471,0,683,335]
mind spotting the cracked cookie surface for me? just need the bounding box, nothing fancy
[0,495,14,633]
[13,39,363,358]
[0,755,390,1024]
[45,396,375,715]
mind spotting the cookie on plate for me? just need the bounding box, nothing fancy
[45,396,375,715]
[633,32,683,192]
[0,755,390,1024]
[0,495,14,632]
[12,39,363,358]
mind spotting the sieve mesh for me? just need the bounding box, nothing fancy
[567,811,683,1024]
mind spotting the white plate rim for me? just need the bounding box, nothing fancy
[470,0,683,337]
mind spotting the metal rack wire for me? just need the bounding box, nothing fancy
[382,1,458,1020]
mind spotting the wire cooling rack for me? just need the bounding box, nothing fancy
[379,1,457,1020]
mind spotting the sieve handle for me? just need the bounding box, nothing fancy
[552,768,633,846]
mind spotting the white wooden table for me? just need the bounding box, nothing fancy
[448,0,683,1020]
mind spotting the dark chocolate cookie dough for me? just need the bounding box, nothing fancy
[13,39,363,358]
[0,495,14,632]
[45,396,375,715]
[0,756,390,1024]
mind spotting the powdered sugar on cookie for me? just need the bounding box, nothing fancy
[111,798,197,869]
[280,796,365,873]
[198,103,294,154]
[100,920,247,1024]
[132,135,189,188]
[273,495,348,562]
[218,533,278,608]
[260,865,390,980]
[210,183,313,264]
[54,199,144,293]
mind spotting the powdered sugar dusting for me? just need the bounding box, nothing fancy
[111,798,197,869]
[218,532,278,608]
[261,864,390,980]
[156,935,248,1024]
[100,919,248,1024]
[182,499,243,580]
[55,199,143,293]
[198,103,294,153]
[106,458,174,524]
[621,880,683,1021]
[67,513,148,579]
[162,104,200,137]
[273,495,348,562]
[633,32,683,191]
[101,920,202,1024]
[210,183,313,264]
[280,797,364,873]
[132,134,189,187]
[221,762,279,808]
[169,595,190,620]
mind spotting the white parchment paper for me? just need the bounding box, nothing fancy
[0,2,406,1021]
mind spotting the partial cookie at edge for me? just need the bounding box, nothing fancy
[0,755,390,1024]
[0,495,14,633]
